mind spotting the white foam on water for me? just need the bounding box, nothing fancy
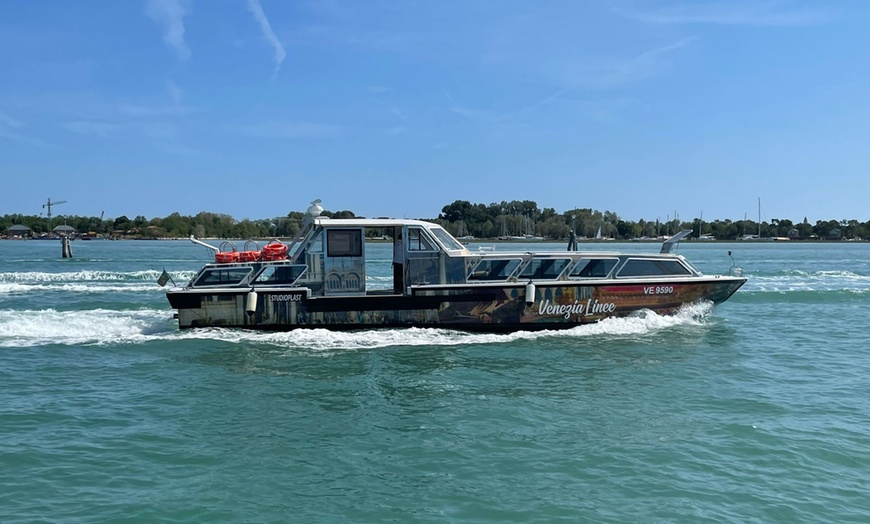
[0,283,166,294]
[0,270,197,283]
[0,308,172,348]
[746,269,870,293]
[163,302,715,351]
[0,302,713,350]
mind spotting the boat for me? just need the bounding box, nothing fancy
[165,200,747,332]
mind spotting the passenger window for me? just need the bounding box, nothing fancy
[327,229,362,257]
[468,259,521,281]
[519,258,570,279]
[194,267,252,287]
[408,227,437,252]
[618,259,691,277]
[254,265,307,285]
[569,258,617,279]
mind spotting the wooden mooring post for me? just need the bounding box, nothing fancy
[61,235,73,258]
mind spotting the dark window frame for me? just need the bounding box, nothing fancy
[326,228,363,258]
[568,258,619,279]
[616,258,692,278]
[407,227,438,252]
[467,258,522,281]
[253,264,308,286]
[519,258,572,280]
[193,267,254,287]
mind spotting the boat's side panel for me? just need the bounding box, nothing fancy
[170,278,745,330]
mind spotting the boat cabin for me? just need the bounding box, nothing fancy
[186,213,704,298]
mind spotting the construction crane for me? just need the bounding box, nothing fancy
[42,198,67,236]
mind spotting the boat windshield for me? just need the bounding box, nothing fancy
[617,258,692,278]
[194,267,253,287]
[519,258,571,280]
[569,258,618,279]
[468,258,522,281]
[429,227,465,251]
[254,264,307,285]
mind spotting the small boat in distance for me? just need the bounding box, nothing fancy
[165,200,747,332]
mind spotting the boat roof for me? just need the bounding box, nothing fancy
[310,217,441,229]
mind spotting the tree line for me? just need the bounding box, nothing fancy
[1,200,866,241]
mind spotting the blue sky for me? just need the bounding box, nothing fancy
[1,0,868,223]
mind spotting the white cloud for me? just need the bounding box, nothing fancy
[145,0,190,61]
[385,125,408,135]
[235,121,340,139]
[449,106,499,120]
[63,121,121,139]
[246,0,287,74]
[0,109,49,146]
[387,105,407,121]
[619,1,836,26]
[165,80,183,105]
[0,109,22,128]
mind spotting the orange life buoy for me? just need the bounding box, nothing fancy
[238,250,262,262]
[214,251,240,264]
[262,242,288,260]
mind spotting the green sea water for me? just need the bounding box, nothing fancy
[2,239,869,522]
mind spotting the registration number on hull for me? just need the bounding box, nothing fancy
[643,286,674,295]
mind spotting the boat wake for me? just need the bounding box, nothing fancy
[0,269,196,282]
[0,308,174,348]
[0,270,197,296]
[746,269,870,293]
[0,302,713,349]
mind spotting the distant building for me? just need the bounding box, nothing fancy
[6,224,32,238]
[53,225,76,235]
[788,228,799,240]
[828,228,842,240]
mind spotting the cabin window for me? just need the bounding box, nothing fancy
[326,229,362,257]
[430,227,465,251]
[253,264,307,285]
[407,227,437,252]
[468,258,522,281]
[569,258,618,279]
[194,267,253,287]
[519,258,571,280]
[617,258,692,277]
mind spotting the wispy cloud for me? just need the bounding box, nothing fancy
[165,80,183,105]
[450,106,499,120]
[0,109,22,128]
[368,85,392,94]
[387,105,408,121]
[116,103,189,118]
[0,109,49,146]
[385,125,408,135]
[63,121,122,139]
[234,121,341,139]
[615,35,697,75]
[145,0,190,60]
[61,119,195,154]
[246,0,287,74]
[512,35,697,115]
[618,0,837,26]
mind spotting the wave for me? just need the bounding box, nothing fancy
[0,302,713,349]
[0,270,197,283]
[0,283,167,295]
[0,308,173,348]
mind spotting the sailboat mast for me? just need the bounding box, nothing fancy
[758,197,762,238]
